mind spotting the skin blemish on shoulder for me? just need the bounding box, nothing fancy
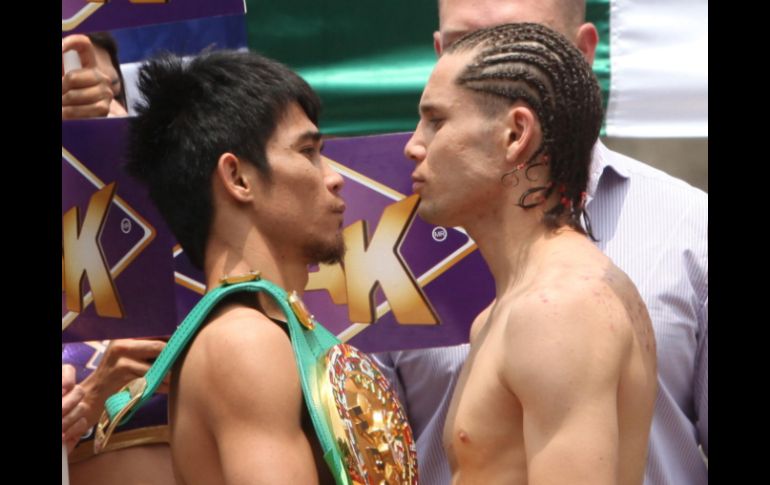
[458,430,471,444]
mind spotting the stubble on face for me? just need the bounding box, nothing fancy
[305,230,346,265]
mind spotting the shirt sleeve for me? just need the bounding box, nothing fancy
[693,296,708,457]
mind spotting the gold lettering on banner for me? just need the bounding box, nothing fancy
[65,1,168,32]
[343,194,438,324]
[307,261,348,305]
[62,182,124,318]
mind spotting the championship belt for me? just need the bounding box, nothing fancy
[96,273,418,485]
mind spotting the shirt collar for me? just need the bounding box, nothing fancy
[587,139,631,203]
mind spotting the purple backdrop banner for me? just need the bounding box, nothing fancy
[63,123,495,351]
[62,0,245,34]
[62,118,178,343]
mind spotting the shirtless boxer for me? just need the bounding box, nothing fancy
[403,22,657,484]
[125,50,345,484]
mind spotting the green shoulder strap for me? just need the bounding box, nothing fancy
[96,277,349,484]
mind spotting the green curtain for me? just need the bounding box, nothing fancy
[246,0,609,136]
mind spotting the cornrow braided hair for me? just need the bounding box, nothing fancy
[446,22,603,239]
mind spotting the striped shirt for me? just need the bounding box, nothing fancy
[375,140,708,485]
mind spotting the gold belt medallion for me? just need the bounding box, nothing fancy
[321,344,418,484]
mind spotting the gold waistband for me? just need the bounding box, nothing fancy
[69,425,169,464]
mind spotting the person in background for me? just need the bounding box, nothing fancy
[62,32,128,119]
[63,363,90,452]
[62,339,176,485]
